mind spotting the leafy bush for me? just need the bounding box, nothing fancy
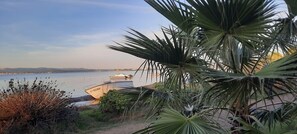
[79,109,111,122]
[99,90,134,115]
[0,79,78,134]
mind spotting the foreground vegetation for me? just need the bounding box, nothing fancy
[1,0,297,133]
[109,0,297,133]
[0,79,144,134]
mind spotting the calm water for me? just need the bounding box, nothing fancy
[0,71,157,97]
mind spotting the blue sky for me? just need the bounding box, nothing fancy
[0,0,170,69]
[0,0,288,69]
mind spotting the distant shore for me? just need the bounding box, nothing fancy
[0,68,137,75]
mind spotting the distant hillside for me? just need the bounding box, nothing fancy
[0,68,136,74]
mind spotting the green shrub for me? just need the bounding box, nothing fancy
[79,109,110,122]
[75,109,104,130]
[99,90,134,115]
[0,79,78,134]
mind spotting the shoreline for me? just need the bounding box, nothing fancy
[0,68,137,75]
[70,85,155,107]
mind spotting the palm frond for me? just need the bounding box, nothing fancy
[233,115,297,134]
[145,0,196,33]
[255,52,297,78]
[231,115,266,134]
[170,0,277,74]
[273,18,297,53]
[109,27,203,89]
[187,0,276,50]
[134,108,223,134]
[204,52,297,108]
[284,0,297,15]
[252,102,297,130]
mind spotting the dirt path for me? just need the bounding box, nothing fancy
[95,121,148,134]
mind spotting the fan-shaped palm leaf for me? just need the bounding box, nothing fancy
[204,52,297,111]
[134,108,223,134]
[109,27,204,89]
[234,115,297,134]
[147,0,275,49]
[252,102,297,130]
[146,0,278,75]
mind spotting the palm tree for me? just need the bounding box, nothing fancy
[109,0,297,133]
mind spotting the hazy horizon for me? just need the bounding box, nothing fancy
[0,67,138,70]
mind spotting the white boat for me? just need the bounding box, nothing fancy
[85,74,134,99]
[109,74,133,81]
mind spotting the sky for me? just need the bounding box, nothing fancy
[0,0,170,69]
[0,0,288,69]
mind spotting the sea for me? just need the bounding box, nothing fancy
[0,71,157,97]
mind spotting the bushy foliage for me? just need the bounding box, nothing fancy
[99,90,134,115]
[0,79,78,134]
